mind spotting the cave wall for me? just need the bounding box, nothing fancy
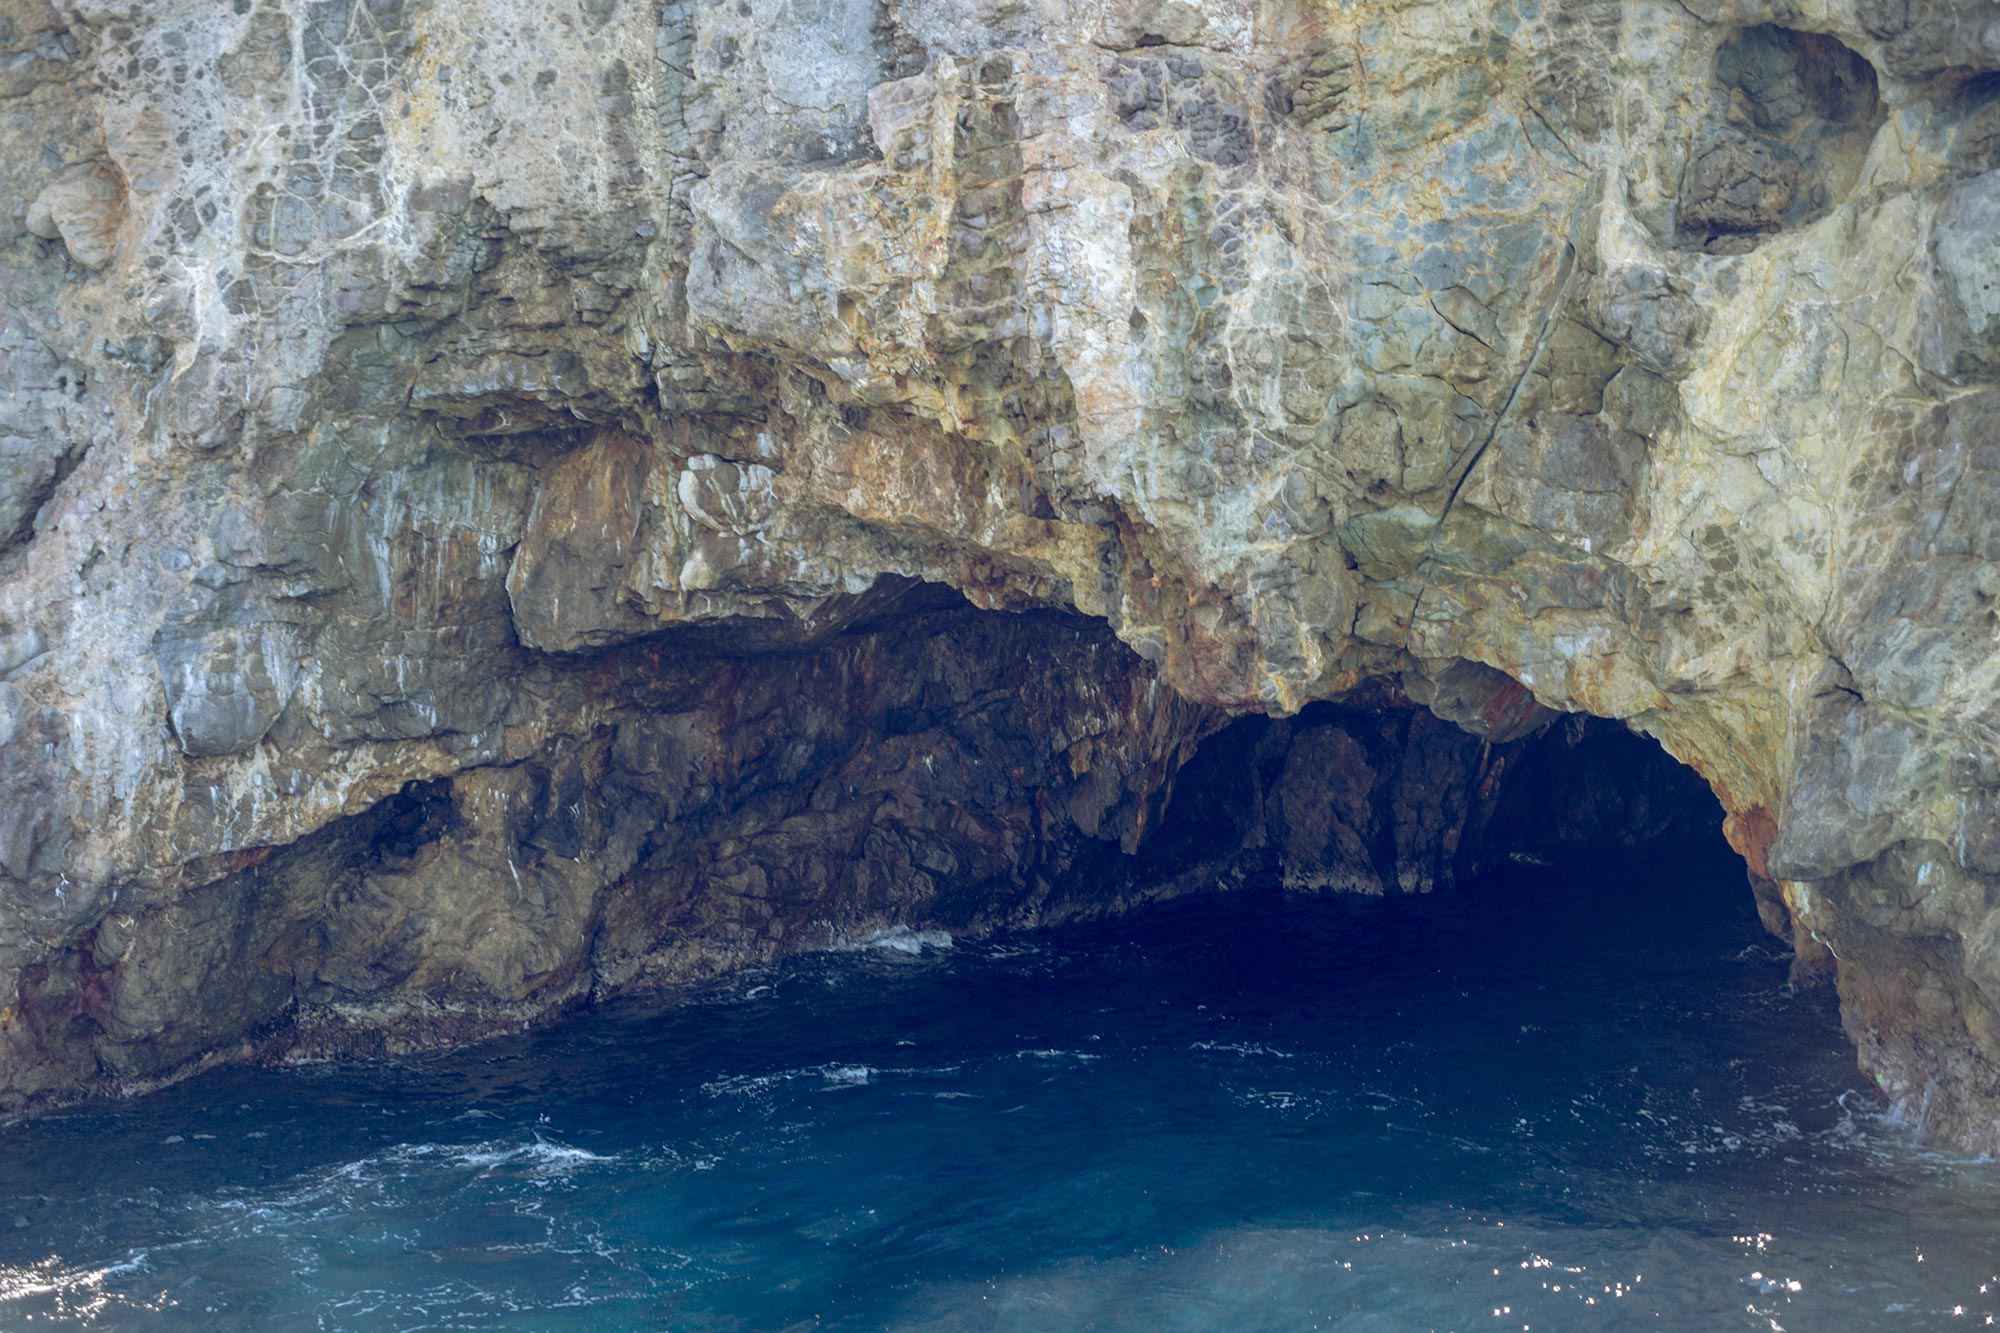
[6,0,2000,1146]
[1,606,1223,1103]
[0,602,1554,1110]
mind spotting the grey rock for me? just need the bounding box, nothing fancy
[1,0,1999,1155]
[153,586,299,759]
[1935,172,2000,376]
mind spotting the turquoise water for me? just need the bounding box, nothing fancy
[2,848,1997,1330]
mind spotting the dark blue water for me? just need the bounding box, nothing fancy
[2,848,1997,1330]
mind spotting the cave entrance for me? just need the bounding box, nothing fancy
[1134,702,1742,913]
[1105,700,1812,1122]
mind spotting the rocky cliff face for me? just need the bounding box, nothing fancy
[5,0,2000,1148]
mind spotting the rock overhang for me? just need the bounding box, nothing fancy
[2,0,2000,1150]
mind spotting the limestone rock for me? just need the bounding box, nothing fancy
[3,0,2000,1152]
[24,164,122,269]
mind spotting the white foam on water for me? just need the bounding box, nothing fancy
[448,1138,620,1176]
[327,1135,620,1180]
[203,1133,624,1230]
[979,942,1045,961]
[1190,1041,1296,1059]
[819,1064,875,1086]
[702,1062,881,1097]
[1236,1089,1314,1114]
[700,1070,789,1098]
[831,926,955,955]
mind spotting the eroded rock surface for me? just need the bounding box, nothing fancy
[6,0,2000,1149]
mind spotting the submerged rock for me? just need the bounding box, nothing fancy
[3,0,2000,1149]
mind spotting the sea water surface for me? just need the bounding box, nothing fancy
[1,846,1997,1330]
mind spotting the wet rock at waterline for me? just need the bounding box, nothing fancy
[5,0,2000,1151]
